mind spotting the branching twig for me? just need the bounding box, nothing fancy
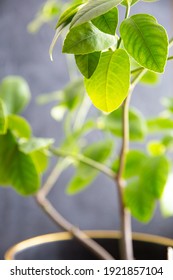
[49,147,116,179]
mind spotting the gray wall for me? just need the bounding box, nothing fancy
[0,0,173,259]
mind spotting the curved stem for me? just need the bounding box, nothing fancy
[35,195,114,260]
[49,147,116,179]
[117,4,131,49]
[169,37,173,49]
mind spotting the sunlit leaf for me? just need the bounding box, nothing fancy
[85,49,130,113]
[120,14,168,73]
[147,141,166,156]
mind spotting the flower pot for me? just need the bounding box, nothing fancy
[5,230,173,260]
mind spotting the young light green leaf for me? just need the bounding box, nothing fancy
[66,140,113,194]
[124,180,156,222]
[0,99,8,134]
[139,155,170,199]
[120,14,168,73]
[0,76,31,114]
[70,0,122,28]
[97,106,147,140]
[147,117,173,133]
[8,115,31,139]
[147,141,166,156]
[162,97,173,113]
[162,134,173,151]
[85,49,130,113]
[140,71,159,85]
[19,137,54,154]
[51,105,67,121]
[0,131,40,195]
[75,52,101,78]
[63,22,116,55]
[92,7,118,35]
[31,150,49,174]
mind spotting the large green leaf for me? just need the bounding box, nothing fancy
[70,0,122,28]
[147,117,173,133]
[92,7,118,35]
[0,132,40,195]
[139,155,170,199]
[124,180,156,222]
[98,106,147,140]
[120,14,168,73]
[0,76,31,114]
[66,140,113,194]
[19,137,54,154]
[0,99,7,134]
[85,49,130,113]
[63,22,116,54]
[75,52,101,78]
[8,115,31,139]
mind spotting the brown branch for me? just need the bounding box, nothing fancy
[35,194,114,260]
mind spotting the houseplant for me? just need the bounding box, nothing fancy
[1,0,173,260]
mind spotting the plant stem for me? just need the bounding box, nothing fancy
[116,93,133,260]
[49,147,116,179]
[168,56,173,61]
[117,4,131,49]
[169,37,173,49]
[35,194,114,260]
[115,68,147,260]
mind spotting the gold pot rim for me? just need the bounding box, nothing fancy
[5,230,173,260]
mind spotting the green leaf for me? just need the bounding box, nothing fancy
[147,117,173,133]
[124,180,156,222]
[56,1,84,28]
[8,115,31,139]
[92,7,118,35]
[98,106,147,140]
[66,140,113,194]
[31,150,49,174]
[49,23,67,61]
[63,22,116,55]
[140,71,159,85]
[85,49,130,113]
[75,52,101,78]
[0,98,8,134]
[160,174,173,217]
[120,14,168,73]
[51,105,67,121]
[0,131,40,195]
[19,137,54,154]
[124,150,147,178]
[70,0,122,28]
[147,141,166,156]
[139,155,170,199]
[0,76,31,114]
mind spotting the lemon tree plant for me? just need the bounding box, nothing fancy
[1,0,173,260]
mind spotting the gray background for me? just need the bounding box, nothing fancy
[0,0,173,259]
